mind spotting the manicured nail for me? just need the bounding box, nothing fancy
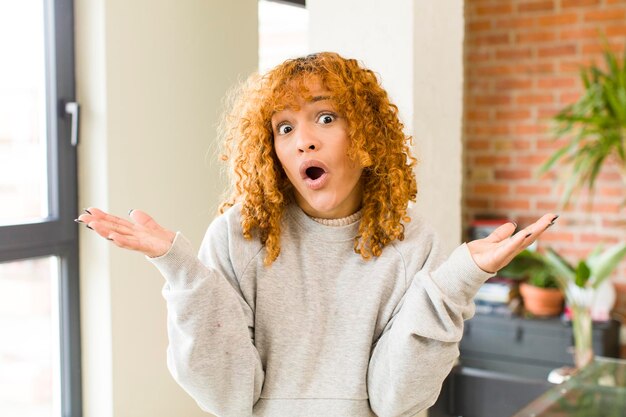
[83,208,92,215]
[128,209,134,216]
[74,218,84,224]
[86,225,93,230]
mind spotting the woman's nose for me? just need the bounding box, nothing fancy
[296,126,321,153]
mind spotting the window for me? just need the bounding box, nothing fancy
[0,1,81,416]
[258,0,309,73]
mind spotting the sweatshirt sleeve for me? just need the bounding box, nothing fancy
[148,227,264,417]
[367,242,494,417]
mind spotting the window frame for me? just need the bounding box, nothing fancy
[0,0,82,415]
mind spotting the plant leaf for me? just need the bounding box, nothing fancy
[589,243,626,288]
[575,261,591,287]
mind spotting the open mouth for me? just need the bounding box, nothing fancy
[299,160,330,190]
[305,166,326,180]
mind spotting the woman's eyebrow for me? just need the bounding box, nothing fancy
[310,95,331,102]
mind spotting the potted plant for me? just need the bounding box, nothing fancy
[499,249,564,317]
[540,41,626,207]
[543,243,626,368]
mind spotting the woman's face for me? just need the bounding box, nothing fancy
[271,80,364,219]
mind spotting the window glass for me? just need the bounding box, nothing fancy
[0,1,49,225]
[0,256,61,417]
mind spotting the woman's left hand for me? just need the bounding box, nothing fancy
[467,213,558,274]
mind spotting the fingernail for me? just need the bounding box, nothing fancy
[74,218,84,224]
[106,237,113,241]
[128,209,134,216]
[525,233,532,238]
[511,221,518,228]
[86,225,93,230]
[83,208,92,215]
[550,214,559,225]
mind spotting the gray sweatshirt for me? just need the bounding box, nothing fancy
[149,202,493,417]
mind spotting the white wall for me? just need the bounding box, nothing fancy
[309,0,465,255]
[75,1,258,416]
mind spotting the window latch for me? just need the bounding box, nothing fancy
[64,101,80,146]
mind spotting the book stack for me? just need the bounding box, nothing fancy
[474,277,521,317]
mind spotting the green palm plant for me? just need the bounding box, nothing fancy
[543,243,626,292]
[540,41,626,207]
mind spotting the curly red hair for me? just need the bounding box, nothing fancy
[219,52,417,265]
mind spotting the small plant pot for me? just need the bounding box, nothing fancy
[520,282,564,317]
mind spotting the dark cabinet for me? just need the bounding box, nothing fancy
[430,314,621,417]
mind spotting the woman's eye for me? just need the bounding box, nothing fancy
[277,124,293,135]
[318,114,335,124]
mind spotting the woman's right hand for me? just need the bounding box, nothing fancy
[77,208,176,258]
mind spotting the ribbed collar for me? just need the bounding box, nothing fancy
[285,202,361,242]
[310,210,362,226]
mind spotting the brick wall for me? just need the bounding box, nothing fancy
[464,0,626,281]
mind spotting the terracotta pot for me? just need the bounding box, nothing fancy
[520,282,564,316]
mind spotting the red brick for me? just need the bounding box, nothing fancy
[471,34,511,47]
[469,125,512,135]
[496,109,532,120]
[538,14,578,26]
[537,201,560,211]
[597,171,623,182]
[518,1,555,13]
[467,51,492,62]
[516,94,554,105]
[537,138,570,150]
[476,65,515,76]
[580,234,620,244]
[466,139,491,150]
[474,155,513,165]
[466,198,490,210]
[560,27,600,40]
[515,124,549,135]
[537,107,564,119]
[496,17,536,29]
[516,31,557,43]
[517,154,552,165]
[582,42,625,55]
[562,0,601,7]
[560,58,596,73]
[591,202,622,213]
[494,199,532,210]
[466,110,491,121]
[537,77,577,88]
[560,92,581,105]
[538,44,577,58]
[466,80,492,91]
[512,62,555,74]
[468,20,493,32]
[496,48,533,60]
[599,187,626,197]
[606,26,626,37]
[477,4,514,15]
[584,9,626,22]
[474,95,513,106]
[495,78,533,90]
[495,169,532,180]
[494,139,533,151]
[516,185,553,195]
[603,218,626,228]
[474,184,511,194]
